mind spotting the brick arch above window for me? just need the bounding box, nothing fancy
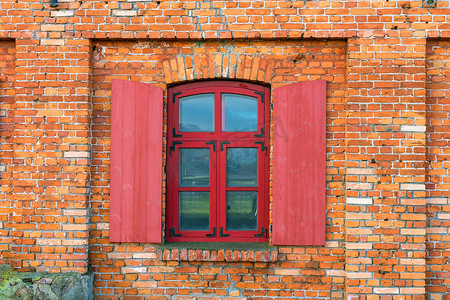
[162,54,278,85]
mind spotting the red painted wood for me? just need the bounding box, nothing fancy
[166,81,270,242]
[166,141,218,239]
[218,141,267,240]
[272,81,327,246]
[110,79,163,243]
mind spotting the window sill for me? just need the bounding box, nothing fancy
[156,242,278,262]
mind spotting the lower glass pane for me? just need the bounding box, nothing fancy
[226,191,258,231]
[179,192,210,231]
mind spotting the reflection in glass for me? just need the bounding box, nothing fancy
[226,191,258,231]
[179,148,210,187]
[222,93,258,132]
[226,148,258,187]
[179,93,214,132]
[179,192,210,231]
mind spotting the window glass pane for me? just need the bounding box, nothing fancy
[226,191,258,231]
[226,148,258,187]
[179,192,210,231]
[222,93,258,132]
[179,93,214,132]
[179,148,209,187]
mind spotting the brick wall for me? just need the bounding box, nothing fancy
[426,39,450,300]
[0,0,449,299]
[10,38,91,272]
[0,40,15,265]
[90,39,346,298]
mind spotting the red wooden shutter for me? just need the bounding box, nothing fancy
[110,80,163,243]
[272,81,326,246]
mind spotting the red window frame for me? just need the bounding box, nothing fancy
[166,81,270,242]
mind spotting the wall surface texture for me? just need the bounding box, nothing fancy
[0,0,449,299]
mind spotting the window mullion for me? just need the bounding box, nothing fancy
[216,138,227,238]
[210,141,220,237]
[215,91,221,136]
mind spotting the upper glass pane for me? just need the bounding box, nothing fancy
[179,148,210,187]
[179,93,214,132]
[222,93,258,132]
[226,148,258,187]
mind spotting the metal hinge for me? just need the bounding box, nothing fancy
[173,127,182,138]
[220,227,230,237]
[169,227,182,237]
[172,92,181,103]
[170,141,182,155]
[254,141,267,152]
[254,227,267,238]
[206,227,217,237]
[253,127,264,138]
[254,91,264,103]
[220,141,230,151]
[206,141,216,152]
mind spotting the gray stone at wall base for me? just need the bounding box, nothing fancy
[0,265,93,300]
[35,284,58,300]
[50,272,92,300]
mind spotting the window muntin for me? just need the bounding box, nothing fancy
[167,81,269,242]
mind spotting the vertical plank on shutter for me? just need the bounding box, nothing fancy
[110,80,163,243]
[272,81,326,246]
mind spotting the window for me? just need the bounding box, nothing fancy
[109,79,326,246]
[166,81,270,242]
